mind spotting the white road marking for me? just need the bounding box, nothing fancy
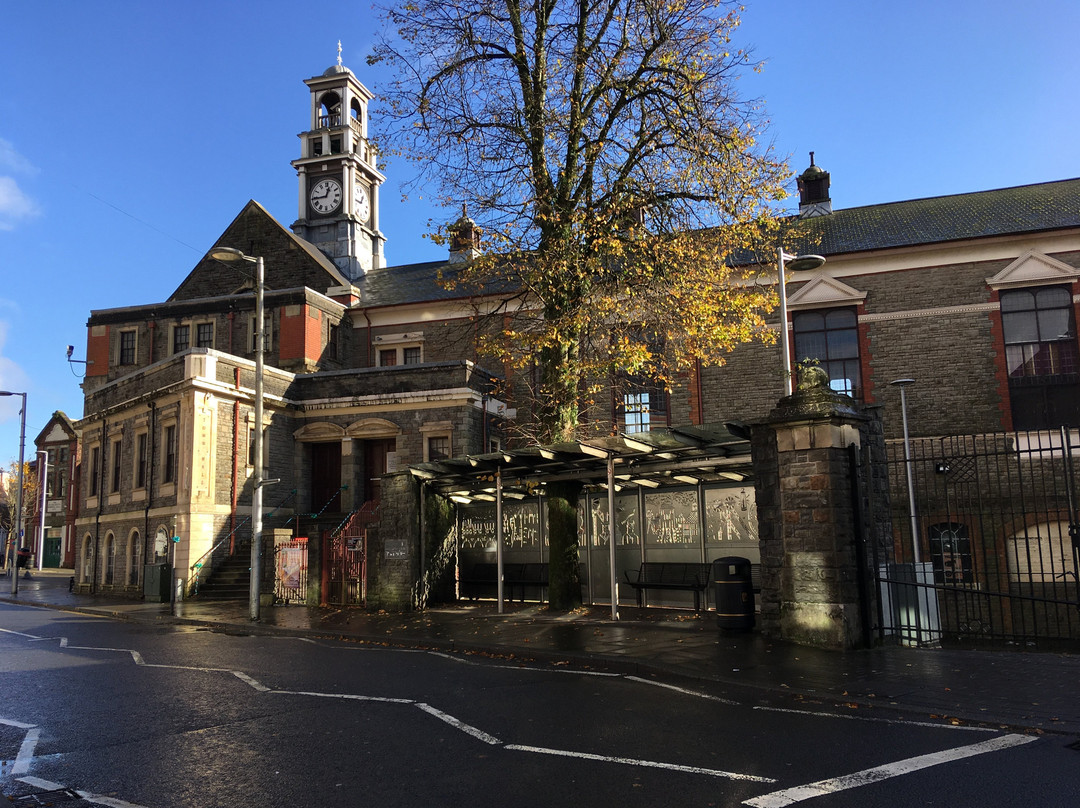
[275,690,414,704]
[625,675,740,704]
[415,702,503,745]
[12,726,39,776]
[743,733,1039,807]
[19,776,152,808]
[232,671,270,691]
[755,705,998,732]
[0,717,36,730]
[504,743,778,782]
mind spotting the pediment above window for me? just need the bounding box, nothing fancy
[294,422,346,441]
[786,276,866,310]
[346,418,401,439]
[986,250,1080,290]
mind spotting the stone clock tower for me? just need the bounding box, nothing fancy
[291,46,386,280]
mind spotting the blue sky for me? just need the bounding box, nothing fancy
[1,0,1078,462]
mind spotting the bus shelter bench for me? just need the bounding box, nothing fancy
[505,562,549,602]
[459,563,498,600]
[623,562,712,612]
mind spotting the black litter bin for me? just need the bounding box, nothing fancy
[712,556,755,630]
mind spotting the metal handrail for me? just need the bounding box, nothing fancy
[189,488,299,578]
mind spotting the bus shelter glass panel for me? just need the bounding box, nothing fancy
[643,489,703,608]
[584,492,640,603]
[458,501,544,599]
[703,485,758,564]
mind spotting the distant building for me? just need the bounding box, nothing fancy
[30,412,81,569]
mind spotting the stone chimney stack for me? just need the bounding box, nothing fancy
[797,152,832,218]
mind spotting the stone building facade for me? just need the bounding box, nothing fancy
[67,56,1080,622]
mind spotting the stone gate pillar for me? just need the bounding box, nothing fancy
[750,370,885,649]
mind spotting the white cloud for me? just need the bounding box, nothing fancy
[0,176,40,230]
[0,320,29,422]
[0,139,37,175]
[0,140,41,230]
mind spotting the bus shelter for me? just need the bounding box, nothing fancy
[408,423,757,618]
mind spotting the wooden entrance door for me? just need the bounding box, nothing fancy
[363,438,396,503]
[311,442,342,513]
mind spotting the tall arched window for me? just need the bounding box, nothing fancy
[81,535,94,583]
[104,533,115,585]
[128,530,141,586]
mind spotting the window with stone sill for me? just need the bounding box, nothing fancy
[1001,285,1080,430]
[792,308,861,399]
[119,330,137,365]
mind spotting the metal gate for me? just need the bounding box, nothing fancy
[876,427,1080,647]
[274,537,309,604]
[321,502,377,606]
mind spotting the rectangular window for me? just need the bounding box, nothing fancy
[134,432,147,489]
[172,325,190,354]
[196,322,214,349]
[119,330,137,365]
[1001,286,1080,429]
[379,349,398,367]
[623,393,651,434]
[89,446,100,497]
[110,437,122,493]
[55,447,68,498]
[427,436,450,461]
[163,424,177,484]
[402,346,422,365]
[250,316,271,352]
[328,323,339,360]
[792,308,862,398]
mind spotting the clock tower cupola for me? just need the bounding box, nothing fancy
[292,43,386,280]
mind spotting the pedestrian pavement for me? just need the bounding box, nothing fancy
[4,568,1080,737]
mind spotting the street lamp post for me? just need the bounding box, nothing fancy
[1,391,27,594]
[890,378,921,564]
[777,249,827,396]
[209,248,272,621]
[37,449,48,572]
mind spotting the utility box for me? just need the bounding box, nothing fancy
[712,556,755,630]
[143,563,172,602]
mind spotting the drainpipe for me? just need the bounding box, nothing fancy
[230,366,240,553]
[363,310,373,366]
[143,403,156,581]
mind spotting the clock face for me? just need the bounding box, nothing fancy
[310,178,342,215]
[354,183,370,222]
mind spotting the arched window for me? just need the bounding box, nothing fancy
[928,522,973,584]
[104,533,115,585]
[81,534,94,583]
[128,530,141,586]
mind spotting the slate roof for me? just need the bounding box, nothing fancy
[360,179,1080,307]
[788,177,1080,257]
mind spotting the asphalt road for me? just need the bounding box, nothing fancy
[2,602,1077,808]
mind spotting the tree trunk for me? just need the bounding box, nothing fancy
[546,479,583,610]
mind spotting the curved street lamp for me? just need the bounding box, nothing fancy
[777,250,827,396]
[209,248,269,621]
[0,390,27,594]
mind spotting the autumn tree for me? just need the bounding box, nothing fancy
[372,0,788,608]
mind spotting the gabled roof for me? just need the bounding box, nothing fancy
[169,200,351,301]
[789,177,1080,257]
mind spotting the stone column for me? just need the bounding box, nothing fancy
[750,369,884,649]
